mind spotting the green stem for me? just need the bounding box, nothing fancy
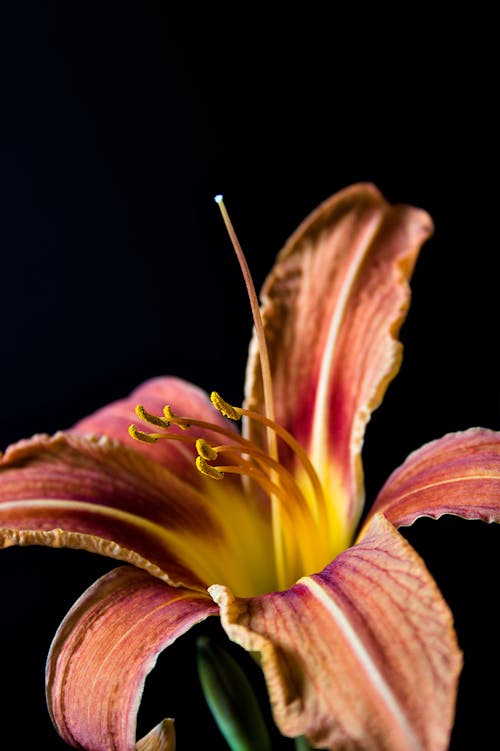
[294,737,314,751]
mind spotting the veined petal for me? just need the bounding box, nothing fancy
[0,433,275,595]
[367,427,500,528]
[74,377,237,483]
[245,184,433,549]
[46,566,217,750]
[0,432,222,530]
[212,514,461,751]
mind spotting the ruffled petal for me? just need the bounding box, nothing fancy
[367,428,500,528]
[0,498,206,589]
[0,433,275,595]
[245,184,433,546]
[212,514,461,751]
[46,566,216,750]
[74,376,237,483]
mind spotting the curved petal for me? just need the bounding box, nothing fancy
[0,499,206,589]
[46,566,217,750]
[212,514,461,751]
[74,376,237,482]
[367,428,500,528]
[0,431,221,530]
[0,433,275,595]
[244,184,433,547]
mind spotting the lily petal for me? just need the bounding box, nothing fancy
[0,498,207,589]
[74,376,237,483]
[367,427,500,528]
[245,184,433,546]
[0,433,274,595]
[0,431,220,530]
[212,514,461,751]
[46,565,216,750]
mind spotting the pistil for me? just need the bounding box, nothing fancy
[215,195,289,587]
[128,197,331,589]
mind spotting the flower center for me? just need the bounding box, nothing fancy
[129,393,331,590]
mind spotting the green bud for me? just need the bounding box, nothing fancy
[196,636,272,751]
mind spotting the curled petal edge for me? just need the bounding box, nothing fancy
[46,565,217,750]
[244,183,434,549]
[367,427,500,529]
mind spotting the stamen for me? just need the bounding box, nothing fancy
[129,416,197,446]
[128,424,158,444]
[210,392,240,421]
[212,444,313,517]
[240,406,327,526]
[135,404,170,428]
[157,405,247,445]
[163,405,190,429]
[196,438,219,461]
[210,393,326,525]
[130,395,327,588]
[196,456,224,480]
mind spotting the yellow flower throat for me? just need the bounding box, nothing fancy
[129,392,331,592]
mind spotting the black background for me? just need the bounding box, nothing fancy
[1,4,498,749]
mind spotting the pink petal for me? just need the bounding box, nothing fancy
[367,428,500,528]
[245,184,433,542]
[46,565,217,750]
[0,431,220,532]
[0,497,206,589]
[212,514,461,751]
[74,376,237,483]
[0,432,275,595]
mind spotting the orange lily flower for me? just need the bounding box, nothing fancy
[1,183,499,750]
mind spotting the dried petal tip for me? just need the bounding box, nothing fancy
[136,718,176,751]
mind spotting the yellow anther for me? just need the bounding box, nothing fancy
[128,424,158,444]
[196,438,219,461]
[163,405,175,420]
[135,404,169,429]
[195,456,224,480]
[163,405,189,429]
[210,392,241,421]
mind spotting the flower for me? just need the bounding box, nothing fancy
[1,183,499,750]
